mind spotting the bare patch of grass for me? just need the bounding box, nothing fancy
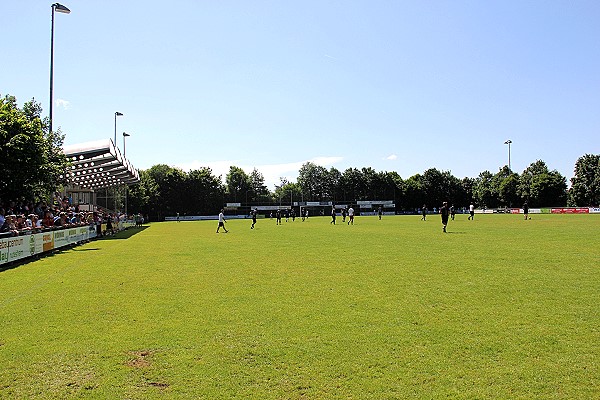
[126,350,155,368]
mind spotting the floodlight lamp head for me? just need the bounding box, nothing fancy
[115,111,123,116]
[53,3,71,14]
[504,140,512,145]
[123,132,130,137]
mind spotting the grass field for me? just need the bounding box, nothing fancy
[0,213,599,399]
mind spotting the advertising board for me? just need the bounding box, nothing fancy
[0,227,99,266]
[551,208,589,214]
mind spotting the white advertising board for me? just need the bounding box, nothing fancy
[0,226,98,266]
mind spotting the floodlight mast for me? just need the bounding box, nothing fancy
[504,140,512,170]
[114,112,123,145]
[49,3,71,136]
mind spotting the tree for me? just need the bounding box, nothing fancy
[127,169,158,217]
[568,154,600,206]
[421,168,445,207]
[0,94,69,202]
[473,170,497,208]
[518,160,567,207]
[493,166,520,207]
[498,174,520,207]
[127,165,224,220]
[339,168,367,201]
[273,178,300,206]
[248,168,270,203]
[419,168,461,208]
[459,177,475,207]
[187,167,225,214]
[372,171,402,204]
[327,167,342,202]
[297,162,330,201]
[225,166,251,203]
[141,164,187,220]
[403,174,424,210]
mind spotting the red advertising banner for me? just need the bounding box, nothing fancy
[551,208,589,214]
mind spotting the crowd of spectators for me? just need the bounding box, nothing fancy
[0,195,142,238]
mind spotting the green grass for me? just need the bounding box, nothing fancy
[0,214,599,399]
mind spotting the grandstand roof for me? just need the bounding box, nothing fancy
[62,139,140,190]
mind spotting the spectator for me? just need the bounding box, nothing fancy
[106,213,114,235]
[53,212,69,228]
[42,210,54,229]
[34,202,44,219]
[31,214,42,232]
[0,215,19,236]
[16,214,31,233]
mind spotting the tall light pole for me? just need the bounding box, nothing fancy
[123,132,130,156]
[122,132,131,217]
[504,140,512,170]
[49,3,71,135]
[114,112,123,146]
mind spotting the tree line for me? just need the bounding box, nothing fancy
[2,94,599,218]
[129,156,600,220]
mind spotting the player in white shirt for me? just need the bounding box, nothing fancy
[347,206,355,225]
[216,209,228,233]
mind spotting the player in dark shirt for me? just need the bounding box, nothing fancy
[523,202,529,220]
[440,202,449,233]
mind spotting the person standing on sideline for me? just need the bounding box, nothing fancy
[250,209,257,229]
[440,202,450,233]
[421,204,427,221]
[468,203,475,220]
[341,207,347,223]
[523,202,529,220]
[348,206,355,225]
[176,212,180,222]
[450,204,456,221]
[276,209,282,225]
[216,209,228,233]
[330,207,336,225]
[378,206,383,220]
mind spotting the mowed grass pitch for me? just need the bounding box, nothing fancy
[0,214,599,399]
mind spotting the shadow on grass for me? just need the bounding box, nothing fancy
[100,226,149,240]
[446,231,466,234]
[0,247,74,273]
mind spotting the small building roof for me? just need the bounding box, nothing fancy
[62,139,140,190]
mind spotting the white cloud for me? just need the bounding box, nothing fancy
[385,154,398,160]
[56,99,71,110]
[176,156,343,190]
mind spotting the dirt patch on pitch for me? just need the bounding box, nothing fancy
[148,381,169,388]
[126,350,154,368]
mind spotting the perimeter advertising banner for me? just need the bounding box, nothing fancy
[0,237,9,264]
[6,236,30,262]
[551,208,589,214]
[0,226,98,266]
[42,232,54,252]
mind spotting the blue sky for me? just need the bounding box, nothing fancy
[3,1,599,189]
